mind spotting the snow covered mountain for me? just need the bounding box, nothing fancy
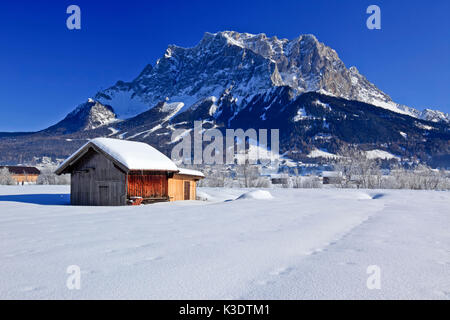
[44,99,118,134]
[95,31,448,122]
[0,31,449,167]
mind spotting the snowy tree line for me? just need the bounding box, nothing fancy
[36,168,70,185]
[1,152,448,190]
[190,145,450,190]
[0,168,16,185]
[334,145,450,190]
[196,163,272,188]
[0,167,70,185]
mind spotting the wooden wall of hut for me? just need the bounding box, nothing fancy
[70,149,127,206]
[127,171,168,200]
[168,174,197,201]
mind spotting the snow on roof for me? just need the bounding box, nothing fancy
[0,166,40,175]
[321,171,342,178]
[91,138,179,171]
[177,168,205,178]
[56,138,178,173]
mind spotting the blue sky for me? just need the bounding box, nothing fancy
[0,0,448,131]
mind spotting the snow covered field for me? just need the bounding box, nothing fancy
[0,185,449,299]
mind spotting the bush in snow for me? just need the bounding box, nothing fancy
[196,191,211,201]
[0,168,16,185]
[280,169,321,189]
[198,171,228,187]
[194,164,232,188]
[291,176,322,188]
[333,145,449,190]
[335,145,383,189]
[235,163,271,188]
[37,168,70,185]
[387,165,449,190]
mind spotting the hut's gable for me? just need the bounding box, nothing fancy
[56,138,178,174]
[70,148,127,206]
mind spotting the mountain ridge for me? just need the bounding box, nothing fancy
[0,31,449,168]
[95,31,449,123]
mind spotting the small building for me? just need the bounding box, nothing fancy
[321,171,343,185]
[55,138,204,206]
[268,174,289,185]
[0,166,40,184]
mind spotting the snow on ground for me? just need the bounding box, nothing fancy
[237,190,273,200]
[307,149,340,159]
[0,185,449,299]
[365,149,400,160]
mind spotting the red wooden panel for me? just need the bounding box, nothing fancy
[127,173,168,199]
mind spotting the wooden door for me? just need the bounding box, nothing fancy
[99,185,109,206]
[184,181,190,200]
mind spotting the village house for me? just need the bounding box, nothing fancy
[321,171,343,185]
[55,138,204,206]
[0,166,41,185]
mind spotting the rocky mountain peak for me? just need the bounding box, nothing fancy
[92,31,447,124]
[44,99,118,134]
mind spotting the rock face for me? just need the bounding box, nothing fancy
[419,109,450,123]
[44,99,118,134]
[95,31,445,121]
[0,31,449,167]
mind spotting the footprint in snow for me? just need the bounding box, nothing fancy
[81,269,98,275]
[439,291,450,298]
[125,256,163,266]
[337,261,358,266]
[133,243,155,249]
[269,267,293,276]
[144,256,162,261]
[20,286,44,292]
[255,279,275,286]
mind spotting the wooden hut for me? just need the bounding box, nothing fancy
[55,138,204,206]
[0,166,40,184]
[168,168,205,201]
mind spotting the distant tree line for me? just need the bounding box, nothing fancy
[0,167,70,185]
[334,145,449,190]
[191,145,450,191]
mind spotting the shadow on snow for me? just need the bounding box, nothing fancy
[0,194,70,205]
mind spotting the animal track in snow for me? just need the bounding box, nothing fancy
[20,286,44,292]
[269,267,293,276]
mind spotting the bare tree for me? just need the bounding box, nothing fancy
[197,165,228,187]
[389,164,449,190]
[334,145,382,189]
[0,168,16,185]
[235,162,271,188]
[37,168,70,185]
[290,175,322,188]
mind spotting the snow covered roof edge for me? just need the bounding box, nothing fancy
[177,168,205,178]
[55,138,179,174]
